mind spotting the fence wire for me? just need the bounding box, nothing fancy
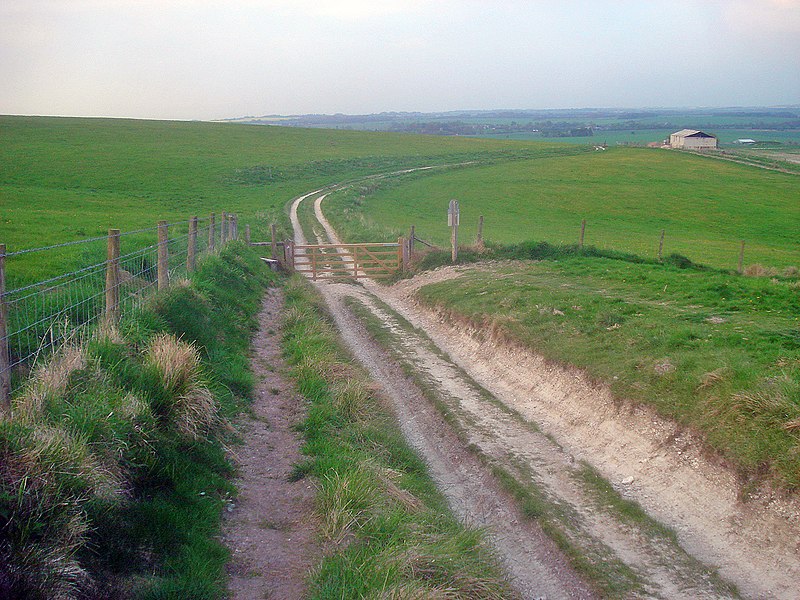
[1,215,239,400]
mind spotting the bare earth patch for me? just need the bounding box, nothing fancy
[223,288,320,600]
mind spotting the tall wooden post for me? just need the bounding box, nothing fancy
[409,225,415,258]
[221,212,228,244]
[271,224,278,260]
[658,229,665,261]
[738,240,745,274]
[579,219,586,249]
[448,199,460,263]
[187,217,198,273]
[245,224,251,244]
[476,215,485,250]
[157,221,169,290]
[105,229,121,325]
[209,213,216,252]
[400,237,409,272]
[0,243,10,413]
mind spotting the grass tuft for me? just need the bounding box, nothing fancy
[13,346,86,422]
[144,333,219,440]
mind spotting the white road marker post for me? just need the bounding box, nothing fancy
[448,199,460,263]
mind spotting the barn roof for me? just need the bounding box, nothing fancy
[671,129,716,138]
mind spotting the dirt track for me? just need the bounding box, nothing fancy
[289,185,800,599]
[224,289,319,599]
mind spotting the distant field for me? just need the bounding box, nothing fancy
[326,147,800,270]
[0,116,538,280]
[475,129,800,146]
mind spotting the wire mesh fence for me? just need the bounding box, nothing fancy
[0,212,240,408]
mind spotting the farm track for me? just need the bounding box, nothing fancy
[682,149,800,175]
[288,179,800,599]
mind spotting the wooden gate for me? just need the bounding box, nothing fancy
[291,240,405,280]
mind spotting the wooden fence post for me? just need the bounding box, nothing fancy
[187,217,198,272]
[231,214,238,240]
[658,229,665,261]
[409,225,415,258]
[476,215,485,251]
[401,237,409,272]
[738,240,745,274]
[579,219,586,249]
[0,243,10,413]
[209,213,216,252]
[105,229,121,325]
[271,224,278,260]
[157,221,169,290]
[245,224,251,244]
[221,212,228,244]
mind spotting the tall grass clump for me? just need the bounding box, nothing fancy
[281,276,517,599]
[0,242,276,598]
[144,333,218,440]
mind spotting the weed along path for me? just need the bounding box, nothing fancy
[224,288,320,599]
[289,183,800,599]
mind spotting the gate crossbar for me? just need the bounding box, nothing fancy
[293,242,401,280]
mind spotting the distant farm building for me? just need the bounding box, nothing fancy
[669,129,718,150]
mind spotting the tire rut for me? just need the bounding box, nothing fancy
[340,287,735,599]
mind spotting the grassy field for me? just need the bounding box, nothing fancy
[325,147,800,270]
[0,115,542,281]
[414,256,800,490]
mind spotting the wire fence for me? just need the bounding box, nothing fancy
[0,212,241,408]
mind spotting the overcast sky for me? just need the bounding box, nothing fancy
[1,0,798,120]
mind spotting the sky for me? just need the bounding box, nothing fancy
[1,0,799,120]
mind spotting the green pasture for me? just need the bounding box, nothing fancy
[415,257,800,489]
[326,147,800,270]
[0,115,545,281]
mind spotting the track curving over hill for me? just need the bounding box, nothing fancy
[287,180,800,599]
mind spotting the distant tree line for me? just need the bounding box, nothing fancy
[386,118,800,137]
[388,120,594,137]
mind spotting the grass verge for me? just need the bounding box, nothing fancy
[0,241,275,598]
[280,276,517,599]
